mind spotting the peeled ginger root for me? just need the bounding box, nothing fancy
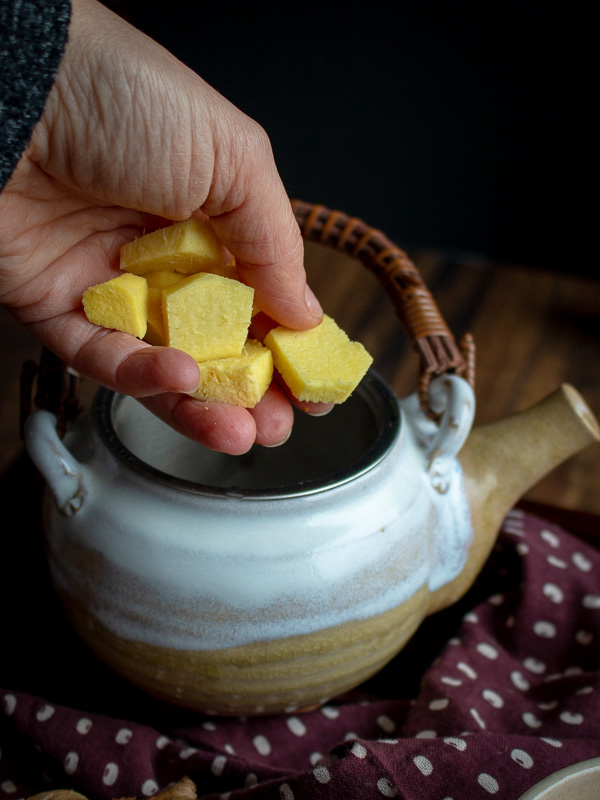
[81,218,373,408]
[82,273,149,340]
[119,217,223,275]
[189,339,273,408]
[264,315,373,404]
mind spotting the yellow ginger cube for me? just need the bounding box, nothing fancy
[263,315,373,403]
[162,272,254,361]
[120,218,223,276]
[189,339,273,407]
[142,266,258,347]
[188,259,260,316]
[82,273,148,339]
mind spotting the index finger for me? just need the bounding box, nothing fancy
[200,120,322,331]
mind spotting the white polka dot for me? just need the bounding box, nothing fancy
[351,742,368,759]
[476,643,499,660]
[541,529,560,548]
[253,735,271,756]
[560,711,584,725]
[448,637,461,646]
[441,676,462,687]
[457,662,478,679]
[516,542,530,556]
[320,706,340,719]
[377,715,396,733]
[470,708,486,729]
[522,712,542,729]
[203,720,217,730]
[576,630,594,645]
[416,730,437,738]
[287,716,307,736]
[377,777,398,797]
[245,773,258,788]
[309,752,323,766]
[180,747,197,759]
[504,524,525,536]
[524,657,546,674]
[538,701,558,710]
[211,755,227,776]
[542,583,564,603]
[464,612,479,623]
[36,704,55,722]
[572,552,593,572]
[380,738,399,744]
[413,755,433,776]
[279,784,294,800]
[547,555,568,569]
[541,737,562,747]
[156,735,170,749]
[2,695,16,716]
[429,698,449,711]
[533,621,557,638]
[576,686,594,695]
[564,666,583,676]
[478,773,499,793]
[482,690,504,708]
[444,737,467,751]
[64,751,79,775]
[344,731,359,740]
[224,743,236,754]
[511,748,534,768]
[142,780,159,797]
[115,727,133,744]
[583,595,600,609]
[0,781,16,794]
[76,718,92,735]
[103,763,119,786]
[313,765,331,784]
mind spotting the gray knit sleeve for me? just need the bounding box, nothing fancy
[0,0,71,189]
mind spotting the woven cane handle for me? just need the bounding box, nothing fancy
[292,200,475,416]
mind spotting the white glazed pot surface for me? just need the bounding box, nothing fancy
[29,371,475,713]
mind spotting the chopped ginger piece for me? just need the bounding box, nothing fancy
[120,218,223,275]
[189,339,273,407]
[263,315,373,403]
[162,272,254,362]
[82,273,148,339]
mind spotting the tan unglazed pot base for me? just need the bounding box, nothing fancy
[59,584,431,716]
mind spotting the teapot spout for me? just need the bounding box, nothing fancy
[429,384,599,613]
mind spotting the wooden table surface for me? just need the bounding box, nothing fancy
[1,238,599,516]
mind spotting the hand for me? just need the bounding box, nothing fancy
[0,0,326,455]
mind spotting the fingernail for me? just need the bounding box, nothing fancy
[305,284,323,318]
[262,429,292,448]
[307,407,333,417]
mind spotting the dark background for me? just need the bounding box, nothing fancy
[115,1,596,278]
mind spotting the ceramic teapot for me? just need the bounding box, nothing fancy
[23,202,599,716]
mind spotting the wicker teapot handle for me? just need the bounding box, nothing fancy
[292,200,475,417]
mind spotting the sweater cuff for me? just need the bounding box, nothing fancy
[0,0,71,190]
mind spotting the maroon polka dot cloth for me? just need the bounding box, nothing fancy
[1,509,599,799]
